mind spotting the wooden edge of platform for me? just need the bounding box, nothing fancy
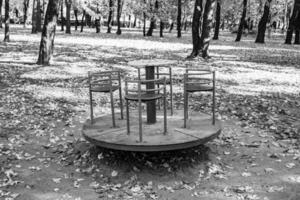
[82,127,222,152]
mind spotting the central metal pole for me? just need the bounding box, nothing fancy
[145,66,156,124]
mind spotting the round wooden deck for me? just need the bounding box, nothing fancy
[82,110,222,152]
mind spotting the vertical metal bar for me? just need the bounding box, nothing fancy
[118,71,124,119]
[125,80,130,134]
[163,78,167,134]
[169,67,173,115]
[88,72,94,124]
[212,71,216,125]
[156,66,160,110]
[138,80,143,142]
[183,73,188,128]
[109,74,116,127]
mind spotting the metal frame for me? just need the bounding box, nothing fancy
[137,66,173,115]
[183,69,216,128]
[125,77,167,142]
[88,70,124,127]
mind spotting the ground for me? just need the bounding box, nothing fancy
[0,25,299,200]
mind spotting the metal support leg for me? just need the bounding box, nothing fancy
[110,90,116,127]
[138,99,143,142]
[126,99,130,134]
[169,67,173,115]
[163,86,167,134]
[119,86,124,119]
[212,72,216,125]
[89,90,94,124]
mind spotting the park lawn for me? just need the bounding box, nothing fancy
[0,25,299,200]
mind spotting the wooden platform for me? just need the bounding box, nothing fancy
[82,110,222,152]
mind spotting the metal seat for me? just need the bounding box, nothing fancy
[184,69,216,128]
[137,66,173,115]
[125,77,167,142]
[88,71,123,126]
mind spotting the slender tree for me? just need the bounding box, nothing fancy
[213,0,221,40]
[143,6,146,36]
[116,0,122,35]
[37,0,60,65]
[188,0,203,58]
[236,0,247,42]
[0,0,3,28]
[200,0,216,58]
[4,0,9,42]
[65,0,71,34]
[23,0,30,27]
[95,4,100,33]
[285,0,300,44]
[74,8,78,30]
[160,20,164,37]
[147,0,158,36]
[80,10,85,32]
[177,0,182,38]
[255,0,272,43]
[61,1,64,31]
[36,0,42,32]
[32,0,37,33]
[107,0,114,33]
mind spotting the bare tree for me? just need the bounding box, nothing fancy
[37,0,60,65]
[107,0,114,33]
[0,0,3,28]
[213,0,221,40]
[188,0,203,58]
[177,0,182,38]
[236,0,247,42]
[116,0,122,35]
[23,0,30,27]
[255,0,272,43]
[65,0,72,34]
[4,0,9,42]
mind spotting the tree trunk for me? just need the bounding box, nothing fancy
[61,1,64,31]
[4,0,9,42]
[187,0,203,58]
[200,0,216,58]
[74,9,78,30]
[37,0,60,65]
[147,0,158,36]
[283,0,288,31]
[80,10,85,32]
[23,0,29,27]
[107,0,114,33]
[32,0,37,33]
[255,0,272,43]
[95,6,101,34]
[236,0,247,42]
[160,20,164,37]
[213,0,221,40]
[0,0,3,28]
[133,15,136,27]
[147,19,155,36]
[295,29,300,44]
[143,12,146,36]
[116,0,122,35]
[184,20,187,31]
[65,0,71,34]
[36,0,42,32]
[177,0,182,38]
[169,22,174,33]
[285,0,300,44]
